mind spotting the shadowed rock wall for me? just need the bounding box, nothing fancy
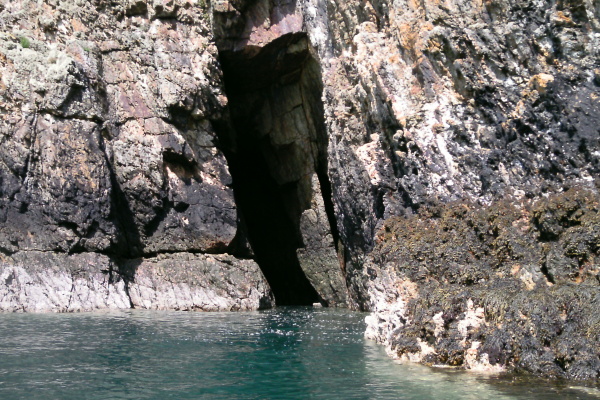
[216,33,348,306]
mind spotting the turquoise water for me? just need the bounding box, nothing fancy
[0,307,598,399]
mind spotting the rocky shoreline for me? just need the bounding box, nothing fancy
[0,251,273,312]
[365,188,600,380]
[1,0,599,383]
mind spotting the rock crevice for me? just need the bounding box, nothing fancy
[215,32,348,306]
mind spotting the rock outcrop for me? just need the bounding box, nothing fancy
[0,0,274,311]
[1,0,600,382]
[208,0,600,380]
[365,188,600,380]
[304,0,599,381]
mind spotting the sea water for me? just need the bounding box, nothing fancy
[0,307,597,399]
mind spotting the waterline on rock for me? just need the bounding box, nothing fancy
[0,308,597,399]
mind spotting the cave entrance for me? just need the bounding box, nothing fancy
[217,33,336,306]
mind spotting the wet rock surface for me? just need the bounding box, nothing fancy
[366,188,600,380]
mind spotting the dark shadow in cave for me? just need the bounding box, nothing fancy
[216,33,332,306]
[225,134,320,305]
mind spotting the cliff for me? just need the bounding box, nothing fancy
[1,0,599,381]
[0,0,274,311]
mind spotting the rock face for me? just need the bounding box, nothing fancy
[306,0,600,381]
[365,188,600,380]
[0,0,274,311]
[313,0,600,312]
[1,0,600,382]
[208,0,600,380]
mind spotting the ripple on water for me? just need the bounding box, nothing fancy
[0,308,598,400]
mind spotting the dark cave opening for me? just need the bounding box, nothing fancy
[216,33,333,306]
[225,131,320,306]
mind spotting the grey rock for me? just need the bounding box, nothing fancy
[0,250,273,312]
[297,175,348,307]
[0,251,130,312]
[0,0,267,311]
[124,252,274,311]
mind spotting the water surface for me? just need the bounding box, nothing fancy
[0,307,597,399]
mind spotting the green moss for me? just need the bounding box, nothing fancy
[19,36,30,48]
